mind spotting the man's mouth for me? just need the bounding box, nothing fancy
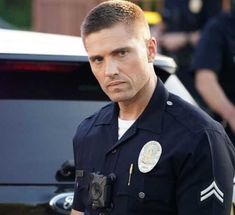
[107,80,125,87]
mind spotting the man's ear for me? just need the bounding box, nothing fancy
[147,37,157,63]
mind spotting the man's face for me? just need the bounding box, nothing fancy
[84,23,156,103]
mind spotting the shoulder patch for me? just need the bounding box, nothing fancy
[200,181,224,203]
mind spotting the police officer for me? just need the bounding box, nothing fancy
[156,0,222,99]
[192,5,235,145]
[71,1,235,215]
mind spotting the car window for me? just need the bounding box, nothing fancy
[0,59,108,184]
[0,60,107,100]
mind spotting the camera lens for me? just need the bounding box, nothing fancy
[91,182,102,200]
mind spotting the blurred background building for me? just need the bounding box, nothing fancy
[0,0,232,34]
[0,0,163,35]
[32,0,106,36]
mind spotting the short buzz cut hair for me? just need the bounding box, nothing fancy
[81,0,149,39]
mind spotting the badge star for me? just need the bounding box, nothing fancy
[200,181,224,203]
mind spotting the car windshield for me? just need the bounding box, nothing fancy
[0,60,108,184]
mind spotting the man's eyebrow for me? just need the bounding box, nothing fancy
[88,47,130,61]
[110,47,129,55]
[89,55,103,61]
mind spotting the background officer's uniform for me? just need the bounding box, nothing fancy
[162,0,222,69]
[161,0,222,100]
[192,9,235,143]
[72,79,235,215]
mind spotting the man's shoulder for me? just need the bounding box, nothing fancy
[166,93,224,135]
[74,102,114,135]
[164,94,235,164]
[205,12,233,34]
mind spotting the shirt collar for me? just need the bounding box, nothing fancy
[137,78,169,133]
[95,78,169,134]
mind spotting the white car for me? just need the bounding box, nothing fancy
[0,28,196,104]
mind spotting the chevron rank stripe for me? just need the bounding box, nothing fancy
[200,181,224,203]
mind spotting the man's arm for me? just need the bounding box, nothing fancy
[177,130,234,214]
[158,31,200,52]
[195,69,235,133]
[71,209,84,215]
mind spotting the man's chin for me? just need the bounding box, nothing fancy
[108,95,131,103]
[105,91,133,103]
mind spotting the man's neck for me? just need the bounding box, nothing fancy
[118,75,157,120]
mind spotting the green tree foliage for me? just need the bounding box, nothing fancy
[0,0,31,29]
[137,0,158,11]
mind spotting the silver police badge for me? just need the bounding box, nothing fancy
[138,141,162,173]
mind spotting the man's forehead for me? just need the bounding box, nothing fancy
[85,22,147,40]
[84,26,138,52]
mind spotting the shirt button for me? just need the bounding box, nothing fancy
[167,101,173,106]
[111,149,117,154]
[138,192,145,199]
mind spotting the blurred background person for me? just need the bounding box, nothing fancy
[191,2,235,144]
[153,0,223,100]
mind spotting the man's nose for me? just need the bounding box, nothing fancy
[104,60,118,76]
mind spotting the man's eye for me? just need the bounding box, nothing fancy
[118,50,127,57]
[92,57,103,64]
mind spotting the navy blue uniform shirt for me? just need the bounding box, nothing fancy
[192,10,235,144]
[163,0,222,32]
[72,79,235,215]
[161,0,222,68]
[192,10,235,104]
